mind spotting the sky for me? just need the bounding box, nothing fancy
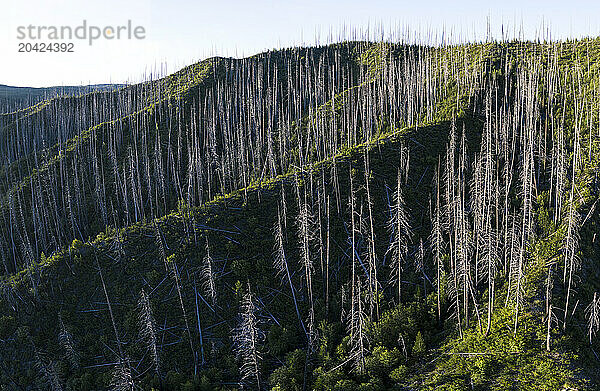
[1,0,600,87]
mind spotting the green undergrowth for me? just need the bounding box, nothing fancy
[2,39,600,390]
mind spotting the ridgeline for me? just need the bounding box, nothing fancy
[0,39,599,390]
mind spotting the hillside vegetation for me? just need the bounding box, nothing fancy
[0,84,122,112]
[0,38,599,390]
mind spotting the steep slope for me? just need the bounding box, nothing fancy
[0,41,488,276]
[1,39,600,390]
[0,119,471,389]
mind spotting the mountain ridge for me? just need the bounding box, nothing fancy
[0,39,599,390]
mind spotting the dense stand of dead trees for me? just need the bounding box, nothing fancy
[1,35,600,389]
[0,41,487,275]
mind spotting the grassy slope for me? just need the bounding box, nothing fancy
[0,118,463,390]
[0,40,599,390]
[1,115,596,390]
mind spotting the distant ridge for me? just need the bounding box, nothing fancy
[0,83,125,110]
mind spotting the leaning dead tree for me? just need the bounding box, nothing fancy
[273,206,308,338]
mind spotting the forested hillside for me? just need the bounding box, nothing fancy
[0,38,599,390]
[0,84,122,111]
